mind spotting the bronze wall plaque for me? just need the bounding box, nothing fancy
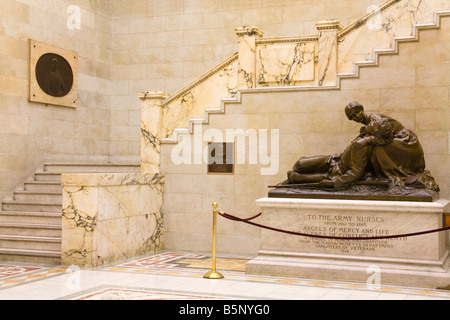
[207,142,234,174]
[35,53,73,98]
[29,40,78,108]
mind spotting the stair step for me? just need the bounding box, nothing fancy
[0,234,61,242]
[14,191,61,203]
[0,211,61,225]
[2,200,61,213]
[0,235,61,251]
[35,172,62,182]
[0,223,61,237]
[0,161,141,263]
[24,181,62,193]
[0,248,61,264]
[44,163,140,173]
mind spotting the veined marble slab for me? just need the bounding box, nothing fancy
[61,173,164,267]
[256,42,317,86]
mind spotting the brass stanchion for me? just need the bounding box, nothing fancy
[203,202,224,279]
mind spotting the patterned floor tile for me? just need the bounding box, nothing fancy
[1,251,449,300]
[0,265,44,279]
[113,252,248,273]
[0,266,66,289]
[64,286,231,300]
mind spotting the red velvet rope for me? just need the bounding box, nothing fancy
[219,212,450,241]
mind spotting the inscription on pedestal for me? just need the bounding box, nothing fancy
[294,213,408,255]
[250,198,450,288]
[261,204,442,261]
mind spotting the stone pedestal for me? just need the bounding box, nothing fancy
[246,198,450,288]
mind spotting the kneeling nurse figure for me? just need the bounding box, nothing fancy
[287,101,439,192]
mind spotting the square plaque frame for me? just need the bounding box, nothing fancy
[29,39,78,108]
[207,142,235,175]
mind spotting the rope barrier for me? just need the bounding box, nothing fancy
[219,211,450,241]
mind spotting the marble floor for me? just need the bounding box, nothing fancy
[0,251,449,302]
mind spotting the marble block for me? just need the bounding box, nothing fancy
[61,173,164,267]
[246,197,450,288]
[256,42,316,86]
[140,91,170,173]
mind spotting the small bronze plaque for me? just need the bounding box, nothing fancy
[29,40,78,108]
[35,53,73,98]
[207,142,234,174]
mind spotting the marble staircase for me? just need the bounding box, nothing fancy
[0,162,140,264]
[336,10,450,82]
[151,2,450,146]
[160,9,450,146]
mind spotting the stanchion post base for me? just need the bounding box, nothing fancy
[203,271,224,279]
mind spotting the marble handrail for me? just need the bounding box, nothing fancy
[256,35,319,45]
[337,9,450,81]
[162,52,239,107]
[337,0,402,41]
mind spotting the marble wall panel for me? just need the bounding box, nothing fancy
[62,173,164,267]
[256,42,316,87]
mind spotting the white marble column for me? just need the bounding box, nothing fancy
[315,20,343,87]
[139,91,170,173]
[235,26,264,89]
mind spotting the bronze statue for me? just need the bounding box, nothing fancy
[286,101,439,192]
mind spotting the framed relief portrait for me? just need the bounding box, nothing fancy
[207,142,235,175]
[29,40,78,108]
